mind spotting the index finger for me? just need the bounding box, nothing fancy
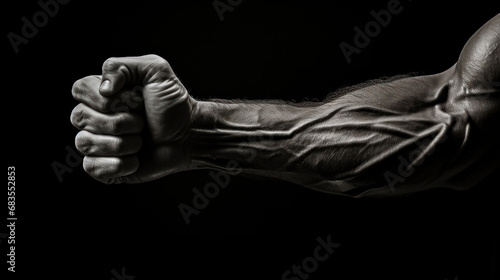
[72,75,144,113]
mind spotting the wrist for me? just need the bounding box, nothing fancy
[189,100,216,129]
[186,99,272,171]
[186,100,219,170]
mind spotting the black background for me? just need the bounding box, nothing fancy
[3,0,500,279]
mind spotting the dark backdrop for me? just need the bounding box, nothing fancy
[4,0,499,279]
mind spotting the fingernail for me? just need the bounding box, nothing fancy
[100,80,111,91]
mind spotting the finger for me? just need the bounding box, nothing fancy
[72,75,144,113]
[70,103,144,135]
[75,130,142,156]
[99,54,175,96]
[83,155,139,181]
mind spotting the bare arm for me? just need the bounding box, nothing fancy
[187,70,465,197]
[186,14,500,197]
[71,14,499,196]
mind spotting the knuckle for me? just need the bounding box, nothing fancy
[158,61,173,75]
[110,114,126,134]
[71,79,83,98]
[145,54,171,72]
[111,157,124,173]
[75,131,92,154]
[102,57,118,71]
[155,56,168,65]
[112,137,124,153]
[83,157,109,180]
[70,104,86,128]
[82,156,96,176]
[71,76,93,97]
[145,54,164,63]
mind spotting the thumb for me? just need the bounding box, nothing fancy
[99,54,174,96]
[99,57,130,96]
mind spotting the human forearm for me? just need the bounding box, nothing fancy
[187,100,334,181]
[186,69,469,197]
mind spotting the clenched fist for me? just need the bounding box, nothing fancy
[71,55,197,184]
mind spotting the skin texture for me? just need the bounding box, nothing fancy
[70,14,499,197]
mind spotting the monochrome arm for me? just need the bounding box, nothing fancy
[187,70,470,197]
[186,14,500,197]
